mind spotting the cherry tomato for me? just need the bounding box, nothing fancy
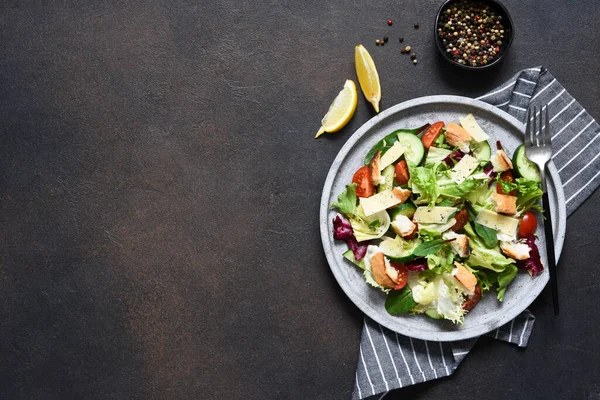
[421,121,445,149]
[394,160,410,186]
[451,208,469,231]
[462,285,482,311]
[352,165,375,198]
[518,211,537,238]
[496,171,517,196]
[390,262,408,290]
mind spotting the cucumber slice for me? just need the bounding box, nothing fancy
[379,235,420,263]
[397,131,425,166]
[513,144,542,182]
[389,202,417,219]
[471,140,491,164]
[343,249,365,270]
[377,165,395,193]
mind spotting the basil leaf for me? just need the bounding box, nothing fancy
[465,202,498,248]
[385,287,417,315]
[412,238,450,257]
[364,124,430,165]
[474,222,498,248]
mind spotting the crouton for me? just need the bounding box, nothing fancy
[445,122,472,152]
[500,240,531,260]
[370,252,395,288]
[454,262,477,293]
[444,232,470,257]
[370,150,382,185]
[491,149,513,172]
[392,187,412,203]
[491,192,517,215]
[391,214,417,238]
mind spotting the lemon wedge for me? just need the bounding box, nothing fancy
[354,44,381,113]
[315,79,358,138]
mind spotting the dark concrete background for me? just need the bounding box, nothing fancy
[1,1,599,399]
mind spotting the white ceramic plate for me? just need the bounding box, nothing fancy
[320,95,566,341]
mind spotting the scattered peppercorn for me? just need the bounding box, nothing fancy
[413,59,418,65]
[400,48,406,54]
[437,0,506,67]
[383,36,389,43]
[405,45,412,52]
[410,53,417,60]
[376,39,381,45]
[387,19,393,26]
[399,36,404,43]
[414,23,420,29]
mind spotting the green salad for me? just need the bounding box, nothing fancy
[331,114,545,324]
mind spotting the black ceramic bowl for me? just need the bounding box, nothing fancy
[434,0,514,70]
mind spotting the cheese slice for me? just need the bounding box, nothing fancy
[450,154,479,184]
[459,113,489,142]
[360,190,402,216]
[379,141,405,170]
[413,206,457,224]
[476,209,519,238]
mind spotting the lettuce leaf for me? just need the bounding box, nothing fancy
[496,264,518,301]
[349,205,390,242]
[439,178,480,198]
[409,166,438,206]
[332,215,353,240]
[464,223,515,272]
[331,184,357,216]
[495,177,544,215]
[516,235,544,277]
[515,178,544,215]
[425,147,453,167]
[437,276,467,324]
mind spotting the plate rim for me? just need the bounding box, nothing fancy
[319,94,566,341]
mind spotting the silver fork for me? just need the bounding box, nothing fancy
[524,105,559,315]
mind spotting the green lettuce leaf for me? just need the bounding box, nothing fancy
[331,183,357,216]
[463,183,495,211]
[409,166,438,206]
[439,178,480,198]
[515,178,544,215]
[463,222,514,272]
[496,264,518,301]
[434,133,453,150]
[425,146,452,167]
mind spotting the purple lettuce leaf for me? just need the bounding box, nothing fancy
[404,258,429,271]
[332,214,368,260]
[483,162,496,177]
[443,149,466,166]
[332,215,353,240]
[346,236,369,261]
[516,235,544,277]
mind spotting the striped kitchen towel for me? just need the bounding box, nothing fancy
[354,66,600,399]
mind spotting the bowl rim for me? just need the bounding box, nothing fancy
[434,0,514,70]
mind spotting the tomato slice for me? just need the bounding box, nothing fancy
[421,121,445,149]
[518,210,537,238]
[496,171,517,195]
[450,208,469,231]
[390,262,408,290]
[394,160,410,186]
[352,165,375,198]
[462,285,482,311]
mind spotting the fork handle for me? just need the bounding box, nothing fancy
[542,192,559,315]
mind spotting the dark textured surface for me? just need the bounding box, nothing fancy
[1,1,599,399]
